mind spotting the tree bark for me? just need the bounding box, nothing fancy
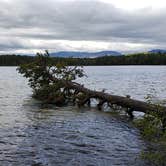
[50,76,166,118]
[64,82,166,117]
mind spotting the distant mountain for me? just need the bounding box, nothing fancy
[148,49,166,54]
[50,51,122,58]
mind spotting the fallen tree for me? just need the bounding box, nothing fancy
[17,51,166,130]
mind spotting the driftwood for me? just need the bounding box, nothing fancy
[49,76,166,119]
[65,80,166,130]
[69,82,165,112]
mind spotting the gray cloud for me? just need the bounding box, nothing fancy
[0,0,166,53]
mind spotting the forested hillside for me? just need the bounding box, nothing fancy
[0,53,166,66]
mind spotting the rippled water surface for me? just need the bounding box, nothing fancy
[0,66,166,166]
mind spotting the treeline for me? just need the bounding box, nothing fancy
[0,53,166,66]
[62,53,166,65]
[0,55,35,66]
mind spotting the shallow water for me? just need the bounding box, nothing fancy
[0,66,165,166]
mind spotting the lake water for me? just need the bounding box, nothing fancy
[0,66,165,166]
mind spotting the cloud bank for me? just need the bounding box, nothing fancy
[0,0,166,54]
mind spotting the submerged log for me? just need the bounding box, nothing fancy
[49,76,166,118]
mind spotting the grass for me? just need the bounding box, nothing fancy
[134,110,166,165]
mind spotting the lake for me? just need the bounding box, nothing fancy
[0,66,166,166]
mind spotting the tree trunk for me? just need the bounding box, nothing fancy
[50,76,166,118]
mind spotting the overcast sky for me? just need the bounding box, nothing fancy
[0,0,166,54]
